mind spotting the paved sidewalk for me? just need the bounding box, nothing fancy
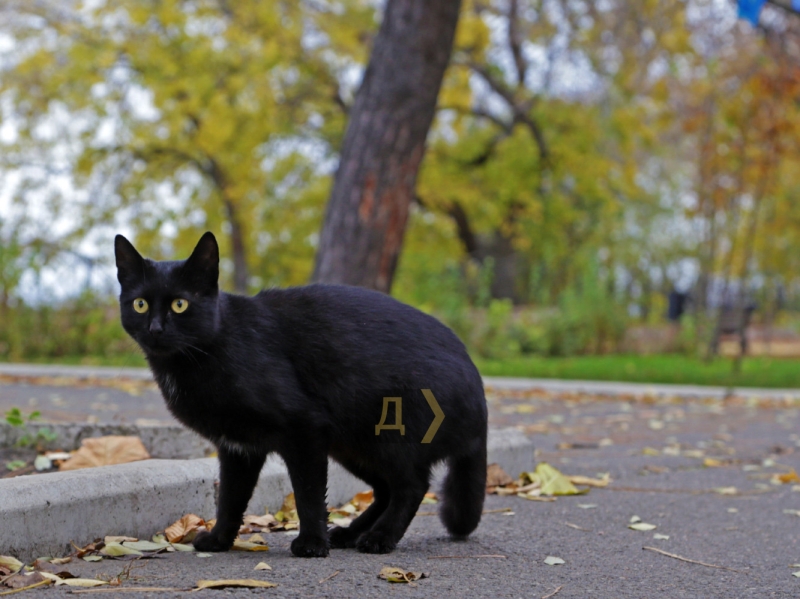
[3,364,800,597]
[4,385,800,597]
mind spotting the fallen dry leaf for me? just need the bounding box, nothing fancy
[49,557,72,566]
[59,436,150,471]
[567,474,611,488]
[242,514,276,530]
[523,463,584,496]
[232,540,269,552]
[487,463,514,488]
[378,567,428,583]
[774,469,800,485]
[351,490,374,511]
[104,536,137,544]
[55,578,109,587]
[165,514,206,543]
[0,557,23,575]
[2,573,49,589]
[421,492,438,505]
[254,562,271,571]
[100,543,142,557]
[629,522,657,531]
[194,579,277,590]
[246,534,268,545]
[121,540,171,552]
[544,556,565,566]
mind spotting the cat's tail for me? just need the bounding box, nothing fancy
[439,438,487,538]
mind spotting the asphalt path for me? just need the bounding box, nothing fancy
[4,372,800,596]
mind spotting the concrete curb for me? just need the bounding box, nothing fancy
[0,363,153,380]
[0,428,532,561]
[0,422,214,459]
[484,376,800,399]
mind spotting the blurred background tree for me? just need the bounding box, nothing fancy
[2,0,800,384]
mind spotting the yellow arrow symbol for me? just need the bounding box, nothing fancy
[421,389,444,444]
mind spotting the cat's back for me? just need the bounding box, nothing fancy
[254,283,476,382]
[257,283,455,339]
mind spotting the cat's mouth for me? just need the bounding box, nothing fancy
[138,336,180,357]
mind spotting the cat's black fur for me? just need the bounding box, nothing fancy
[114,232,487,557]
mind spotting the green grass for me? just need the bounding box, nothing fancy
[476,354,800,388]
[1,353,147,368]
[5,352,800,388]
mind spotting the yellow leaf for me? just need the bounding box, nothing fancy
[377,567,427,583]
[528,463,582,496]
[703,458,724,468]
[100,542,143,557]
[104,536,137,544]
[232,540,269,552]
[195,579,277,590]
[567,474,611,488]
[0,556,23,574]
[776,469,800,484]
[246,534,268,545]
[55,578,109,587]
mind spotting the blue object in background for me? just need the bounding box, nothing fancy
[738,0,766,25]
[793,0,800,11]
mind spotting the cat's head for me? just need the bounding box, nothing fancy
[115,232,220,357]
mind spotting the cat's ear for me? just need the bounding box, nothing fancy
[183,231,219,291]
[115,235,145,287]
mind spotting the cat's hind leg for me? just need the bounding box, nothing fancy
[355,467,430,554]
[194,446,267,552]
[329,465,390,549]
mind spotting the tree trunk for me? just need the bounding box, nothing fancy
[222,198,249,294]
[312,0,462,293]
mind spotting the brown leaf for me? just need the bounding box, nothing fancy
[31,560,74,575]
[2,573,48,589]
[486,463,514,488]
[352,490,374,512]
[165,514,206,543]
[244,514,275,528]
[59,436,150,471]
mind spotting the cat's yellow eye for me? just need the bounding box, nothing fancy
[132,298,148,314]
[171,298,189,313]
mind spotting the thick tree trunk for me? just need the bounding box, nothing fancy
[222,198,249,294]
[312,0,462,293]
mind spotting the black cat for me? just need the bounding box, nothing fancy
[114,232,487,557]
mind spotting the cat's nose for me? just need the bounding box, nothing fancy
[149,319,164,336]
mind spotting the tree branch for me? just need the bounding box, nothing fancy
[465,60,549,161]
[507,0,527,89]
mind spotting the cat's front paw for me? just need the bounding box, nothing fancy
[290,533,329,558]
[329,525,359,549]
[356,530,396,554]
[193,530,234,552]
